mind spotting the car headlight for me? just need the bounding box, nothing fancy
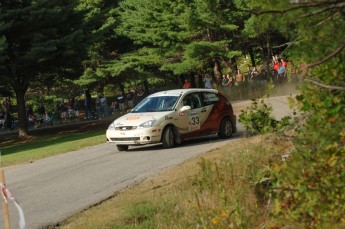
[139,120,156,128]
[108,122,115,130]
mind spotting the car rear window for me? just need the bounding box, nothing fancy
[202,92,220,106]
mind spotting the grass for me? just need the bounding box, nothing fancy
[0,121,110,167]
[56,135,288,229]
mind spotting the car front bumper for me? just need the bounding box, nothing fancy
[106,127,162,145]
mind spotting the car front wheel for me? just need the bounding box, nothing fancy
[162,126,174,148]
[117,145,129,151]
[218,117,234,139]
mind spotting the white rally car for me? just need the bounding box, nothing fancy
[106,88,236,151]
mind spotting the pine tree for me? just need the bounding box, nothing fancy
[0,0,87,137]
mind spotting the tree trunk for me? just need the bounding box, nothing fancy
[213,58,222,88]
[15,88,29,138]
[249,47,256,67]
[197,74,203,88]
[266,34,273,77]
[179,75,186,88]
[190,73,196,88]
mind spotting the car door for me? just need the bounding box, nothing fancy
[175,92,204,134]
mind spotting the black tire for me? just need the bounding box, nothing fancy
[218,117,234,139]
[162,126,175,148]
[116,145,129,151]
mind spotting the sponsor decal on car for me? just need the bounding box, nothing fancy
[126,116,140,120]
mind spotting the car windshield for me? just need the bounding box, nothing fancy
[132,96,179,113]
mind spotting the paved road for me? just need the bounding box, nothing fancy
[0,95,293,229]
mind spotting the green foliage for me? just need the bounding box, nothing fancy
[239,98,291,135]
[245,0,345,227]
[115,0,246,78]
[0,0,88,136]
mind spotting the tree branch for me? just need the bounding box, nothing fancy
[307,43,345,68]
[305,79,345,91]
[301,2,345,17]
[271,40,298,49]
[253,0,342,15]
[315,12,340,26]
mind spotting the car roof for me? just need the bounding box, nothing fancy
[149,88,219,97]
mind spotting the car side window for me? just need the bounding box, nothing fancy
[182,93,202,109]
[202,92,220,106]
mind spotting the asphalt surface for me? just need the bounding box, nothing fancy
[0,95,294,229]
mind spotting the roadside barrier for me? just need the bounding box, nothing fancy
[0,170,26,229]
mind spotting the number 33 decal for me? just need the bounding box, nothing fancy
[188,114,201,131]
[191,116,200,125]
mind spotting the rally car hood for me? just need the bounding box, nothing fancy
[113,111,171,127]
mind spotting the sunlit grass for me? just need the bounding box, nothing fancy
[0,130,105,167]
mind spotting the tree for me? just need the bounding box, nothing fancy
[246,0,345,226]
[114,0,246,86]
[0,0,87,138]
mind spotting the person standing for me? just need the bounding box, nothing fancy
[126,90,134,108]
[277,61,286,84]
[118,95,126,113]
[221,74,228,89]
[235,70,245,99]
[183,79,191,89]
[204,74,212,89]
[100,94,107,118]
[250,66,260,97]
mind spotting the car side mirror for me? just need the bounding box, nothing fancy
[180,105,191,112]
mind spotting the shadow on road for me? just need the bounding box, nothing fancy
[123,131,246,152]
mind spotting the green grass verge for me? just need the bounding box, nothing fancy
[0,130,105,167]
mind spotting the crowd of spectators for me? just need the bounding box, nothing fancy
[0,97,14,131]
[181,56,297,100]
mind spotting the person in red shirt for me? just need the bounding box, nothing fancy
[183,79,191,88]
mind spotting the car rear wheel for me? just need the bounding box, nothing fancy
[117,145,129,151]
[162,126,174,148]
[218,117,234,139]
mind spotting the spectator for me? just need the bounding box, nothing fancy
[59,100,68,122]
[277,62,286,84]
[221,75,228,88]
[204,74,212,89]
[111,100,119,114]
[28,112,36,128]
[118,95,126,113]
[37,103,46,126]
[281,58,288,83]
[226,74,233,87]
[100,94,107,118]
[235,70,245,99]
[126,90,134,108]
[44,111,54,126]
[250,66,260,97]
[183,79,191,89]
[273,60,280,84]
[135,85,145,104]
[95,95,101,118]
